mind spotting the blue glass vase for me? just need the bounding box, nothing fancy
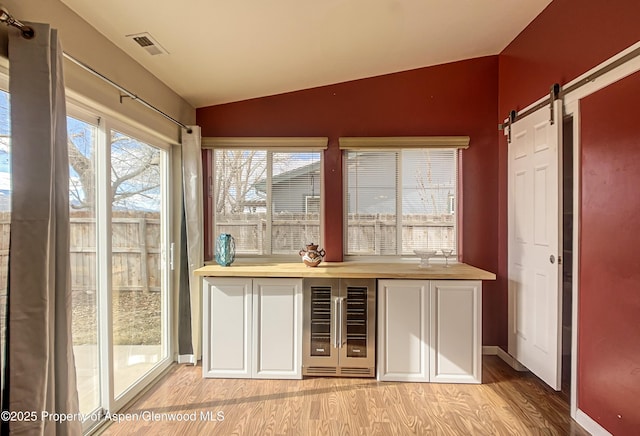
[215,233,236,266]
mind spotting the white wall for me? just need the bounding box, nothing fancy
[0,0,195,144]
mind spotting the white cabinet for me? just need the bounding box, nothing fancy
[202,277,302,379]
[429,280,482,384]
[252,279,303,379]
[203,277,252,378]
[377,279,482,384]
[377,280,430,382]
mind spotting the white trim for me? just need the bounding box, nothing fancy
[483,346,529,371]
[482,345,499,355]
[161,145,173,366]
[202,136,328,150]
[339,136,470,150]
[563,41,640,106]
[562,44,640,422]
[97,117,115,412]
[177,354,196,365]
[66,88,180,147]
[107,116,172,152]
[92,117,175,412]
[575,409,612,436]
[565,98,581,420]
[67,104,101,126]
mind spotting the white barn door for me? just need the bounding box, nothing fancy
[508,100,563,390]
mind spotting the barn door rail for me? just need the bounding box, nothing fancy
[499,44,640,141]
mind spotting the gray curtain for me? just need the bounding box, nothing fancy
[3,23,81,435]
[178,200,193,358]
[178,126,203,364]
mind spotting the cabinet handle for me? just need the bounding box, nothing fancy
[341,297,347,347]
[337,298,344,348]
[334,298,340,349]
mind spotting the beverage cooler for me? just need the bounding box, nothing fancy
[302,278,376,377]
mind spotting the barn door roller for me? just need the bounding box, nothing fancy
[500,83,561,143]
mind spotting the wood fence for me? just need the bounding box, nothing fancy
[0,211,161,294]
[0,210,455,297]
[216,212,455,255]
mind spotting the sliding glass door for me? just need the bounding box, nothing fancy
[0,85,172,432]
[110,128,169,400]
[0,86,10,406]
[67,110,172,430]
[68,115,101,417]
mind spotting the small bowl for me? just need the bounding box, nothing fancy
[414,250,437,267]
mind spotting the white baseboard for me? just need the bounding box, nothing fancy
[483,346,528,371]
[483,345,499,355]
[178,354,196,365]
[576,409,612,436]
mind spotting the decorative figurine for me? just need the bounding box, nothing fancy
[298,243,325,267]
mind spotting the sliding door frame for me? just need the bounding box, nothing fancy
[67,101,175,429]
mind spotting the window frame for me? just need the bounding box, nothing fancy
[205,137,328,261]
[66,99,175,430]
[1,64,176,434]
[340,136,468,261]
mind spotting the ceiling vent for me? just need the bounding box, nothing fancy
[126,32,168,56]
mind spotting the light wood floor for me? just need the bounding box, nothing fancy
[99,356,588,435]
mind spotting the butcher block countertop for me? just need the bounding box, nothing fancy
[194,261,496,281]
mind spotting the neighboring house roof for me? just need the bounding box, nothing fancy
[253,161,321,194]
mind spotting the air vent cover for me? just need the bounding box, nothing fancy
[126,32,168,56]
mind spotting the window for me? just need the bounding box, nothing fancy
[67,115,100,416]
[109,128,169,400]
[210,139,326,257]
[342,137,467,257]
[305,195,320,214]
[0,85,9,404]
[1,70,173,432]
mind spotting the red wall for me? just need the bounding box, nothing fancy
[579,71,640,435]
[497,0,640,350]
[198,56,501,345]
[498,0,640,433]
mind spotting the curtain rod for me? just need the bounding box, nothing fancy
[0,6,34,39]
[0,5,193,134]
[63,53,193,134]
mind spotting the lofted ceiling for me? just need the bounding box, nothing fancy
[60,0,551,108]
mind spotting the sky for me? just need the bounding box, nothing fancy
[0,90,162,213]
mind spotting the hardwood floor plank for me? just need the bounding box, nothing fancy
[98,357,589,436]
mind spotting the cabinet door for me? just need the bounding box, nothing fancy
[202,277,252,378]
[252,278,303,379]
[377,280,429,382]
[429,280,482,384]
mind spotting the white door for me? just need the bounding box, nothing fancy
[508,101,563,390]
